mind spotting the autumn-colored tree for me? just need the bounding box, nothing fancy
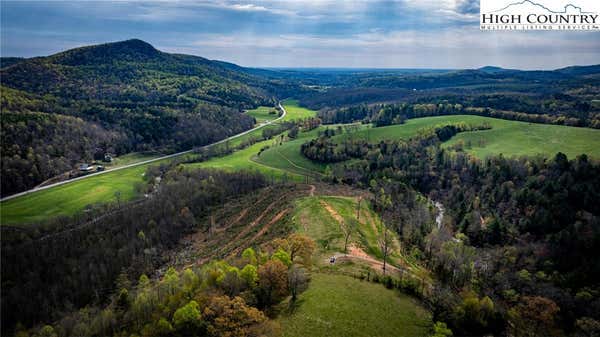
[508,296,561,337]
[203,296,266,337]
[273,234,316,266]
[256,260,289,308]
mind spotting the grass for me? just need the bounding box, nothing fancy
[0,164,150,225]
[292,195,429,278]
[186,138,304,182]
[333,115,600,160]
[254,128,327,177]
[442,117,600,160]
[104,151,162,168]
[245,106,279,125]
[280,193,433,336]
[276,273,431,337]
[280,99,317,122]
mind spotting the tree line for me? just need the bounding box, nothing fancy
[318,101,599,128]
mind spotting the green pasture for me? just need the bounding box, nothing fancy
[1,164,150,225]
[254,128,327,177]
[245,106,279,124]
[334,115,600,160]
[280,99,317,121]
[276,273,431,337]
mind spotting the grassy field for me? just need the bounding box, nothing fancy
[186,138,304,181]
[276,273,431,337]
[254,123,368,177]
[280,99,317,122]
[245,106,279,124]
[0,164,150,224]
[334,115,600,160]
[254,128,327,177]
[292,195,429,278]
[104,151,162,168]
[443,117,600,159]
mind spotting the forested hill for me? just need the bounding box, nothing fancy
[0,39,298,196]
[0,39,285,108]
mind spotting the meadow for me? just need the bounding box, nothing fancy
[335,115,600,160]
[276,273,431,337]
[0,164,149,224]
[104,151,162,168]
[280,99,318,122]
[245,106,279,124]
[292,195,430,279]
[186,137,305,181]
[253,128,327,177]
[442,117,600,160]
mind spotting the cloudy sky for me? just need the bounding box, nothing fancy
[1,0,599,69]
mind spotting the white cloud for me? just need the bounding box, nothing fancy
[159,27,600,69]
[402,0,479,21]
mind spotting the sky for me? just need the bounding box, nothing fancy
[1,0,599,69]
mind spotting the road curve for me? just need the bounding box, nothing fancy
[1,103,287,202]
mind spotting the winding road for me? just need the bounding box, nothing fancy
[1,103,287,202]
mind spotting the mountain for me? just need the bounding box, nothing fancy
[478,66,511,74]
[555,64,600,76]
[0,39,295,196]
[0,57,25,68]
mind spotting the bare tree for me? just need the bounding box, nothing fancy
[343,219,357,255]
[288,265,309,302]
[356,197,363,220]
[378,222,393,275]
